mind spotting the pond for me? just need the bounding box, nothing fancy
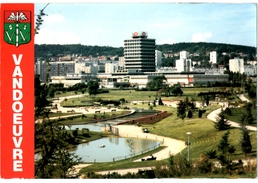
[64,109,161,162]
[71,136,161,162]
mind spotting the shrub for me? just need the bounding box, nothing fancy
[72,129,78,137]
[205,149,217,159]
[196,155,213,174]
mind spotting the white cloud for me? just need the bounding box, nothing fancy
[192,32,212,42]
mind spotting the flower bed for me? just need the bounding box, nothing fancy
[116,111,172,125]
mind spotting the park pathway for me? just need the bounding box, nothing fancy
[207,94,256,132]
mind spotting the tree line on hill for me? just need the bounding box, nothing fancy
[35,44,124,58]
[156,42,256,55]
[35,42,256,59]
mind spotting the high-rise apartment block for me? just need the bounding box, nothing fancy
[210,51,217,64]
[229,58,244,73]
[124,31,156,72]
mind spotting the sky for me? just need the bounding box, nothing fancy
[34,2,257,47]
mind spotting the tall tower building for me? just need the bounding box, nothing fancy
[210,51,217,64]
[124,31,156,72]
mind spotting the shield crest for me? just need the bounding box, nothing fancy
[4,11,31,47]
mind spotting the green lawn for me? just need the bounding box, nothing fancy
[58,87,218,106]
[227,107,257,127]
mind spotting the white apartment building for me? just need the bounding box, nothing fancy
[244,65,257,76]
[74,62,98,74]
[118,57,125,67]
[180,51,189,59]
[210,51,217,64]
[176,51,192,72]
[105,62,118,74]
[75,62,86,74]
[155,50,162,69]
[229,58,244,73]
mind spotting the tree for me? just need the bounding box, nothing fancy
[187,110,193,118]
[177,100,186,120]
[205,95,209,107]
[34,76,81,178]
[87,80,99,95]
[224,107,232,116]
[198,109,203,118]
[239,112,252,157]
[34,75,51,118]
[146,75,167,91]
[240,127,252,157]
[158,97,163,105]
[170,86,183,96]
[213,109,231,130]
[48,85,56,98]
[72,128,79,137]
[217,131,230,155]
[248,84,256,98]
[243,103,254,125]
[80,88,86,94]
[119,98,126,106]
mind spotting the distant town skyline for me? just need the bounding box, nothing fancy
[34,2,256,47]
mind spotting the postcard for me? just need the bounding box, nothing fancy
[0,1,257,180]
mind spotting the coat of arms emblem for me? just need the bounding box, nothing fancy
[4,11,31,47]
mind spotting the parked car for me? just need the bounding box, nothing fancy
[143,128,149,133]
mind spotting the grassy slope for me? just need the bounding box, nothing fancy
[144,105,257,161]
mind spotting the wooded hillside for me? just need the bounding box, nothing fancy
[35,42,256,58]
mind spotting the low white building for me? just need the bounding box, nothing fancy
[176,59,192,72]
[244,65,257,76]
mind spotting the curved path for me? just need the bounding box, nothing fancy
[115,125,186,161]
[207,107,256,132]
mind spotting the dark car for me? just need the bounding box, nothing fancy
[143,128,149,133]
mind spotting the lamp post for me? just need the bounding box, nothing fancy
[186,132,191,161]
